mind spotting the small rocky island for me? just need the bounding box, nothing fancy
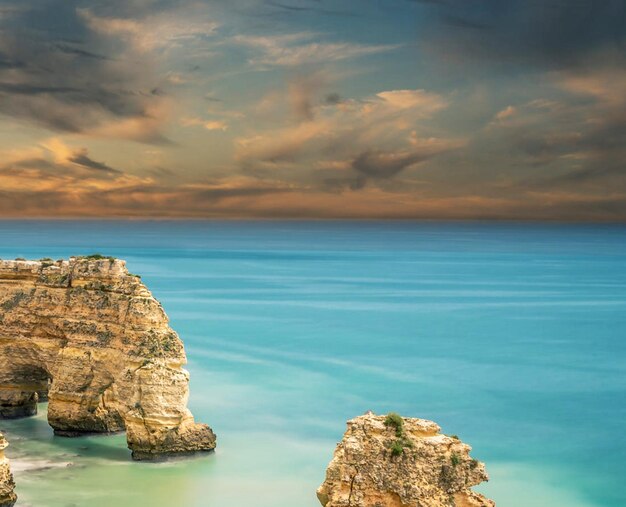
[0,257,215,463]
[0,433,16,507]
[317,412,495,507]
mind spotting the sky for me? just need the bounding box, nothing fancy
[0,0,625,220]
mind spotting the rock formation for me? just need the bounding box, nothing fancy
[317,412,495,507]
[0,257,215,460]
[0,433,16,507]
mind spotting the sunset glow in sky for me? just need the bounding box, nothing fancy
[1,1,625,219]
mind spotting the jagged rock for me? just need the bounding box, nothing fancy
[317,412,495,507]
[0,257,216,460]
[0,433,16,507]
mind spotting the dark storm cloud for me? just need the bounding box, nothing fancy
[416,0,626,69]
[0,1,165,139]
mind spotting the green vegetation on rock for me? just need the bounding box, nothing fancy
[82,254,116,261]
[384,412,414,456]
[451,452,461,467]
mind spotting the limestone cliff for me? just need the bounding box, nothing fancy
[317,412,495,507]
[0,257,215,460]
[0,433,16,507]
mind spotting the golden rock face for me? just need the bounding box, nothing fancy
[0,432,16,507]
[317,412,495,507]
[0,257,216,460]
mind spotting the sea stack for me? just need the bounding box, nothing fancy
[0,433,16,507]
[317,412,495,507]
[0,257,216,460]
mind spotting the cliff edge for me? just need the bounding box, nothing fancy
[0,257,215,460]
[0,433,16,507]
[317,412,495,507]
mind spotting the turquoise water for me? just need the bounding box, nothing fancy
[0,220,625,507]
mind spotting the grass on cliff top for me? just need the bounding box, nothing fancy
[81,254,116,261]
[384,412,404,437]
[384,412,414,457]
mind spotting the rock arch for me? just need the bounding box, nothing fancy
[0,257,215,460]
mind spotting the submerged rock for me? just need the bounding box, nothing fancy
[0,433,16,507]
[0,257,216,460]
[317,412,495,507]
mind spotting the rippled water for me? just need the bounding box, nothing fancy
[0,220,624,507]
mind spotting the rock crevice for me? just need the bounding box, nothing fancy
[0,257,216,460]
[317,412,495,507]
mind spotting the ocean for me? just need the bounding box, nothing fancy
[0,220,624,507]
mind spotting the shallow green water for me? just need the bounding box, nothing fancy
[1,220,625,507]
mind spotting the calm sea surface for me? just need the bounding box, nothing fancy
[0,220,624,507]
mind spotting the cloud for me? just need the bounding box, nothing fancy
[325,93,342,105]
[288,73,328,121]
[0,141,145,207]
[204,120,228,131]
[233,33,399,66]
[77,7,219,53]
[54,43,109,61]
[352,150,431,179]
[0,0,623,221]
[39,138,120,174]
[375,90,448,112]
[67,151,120,174]
[494,105,517,122]
[0,2,162,140]
[0,2,216,142]
[180,117,229,131]
[451,65,626,202]
[1,136,625,220]
[236,84,461,189]
[0,137,290,216]
[236,119,331,163]
[0,147,299,217]
[558,68,626,107]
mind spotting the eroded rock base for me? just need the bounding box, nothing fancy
[0,392,38,419]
